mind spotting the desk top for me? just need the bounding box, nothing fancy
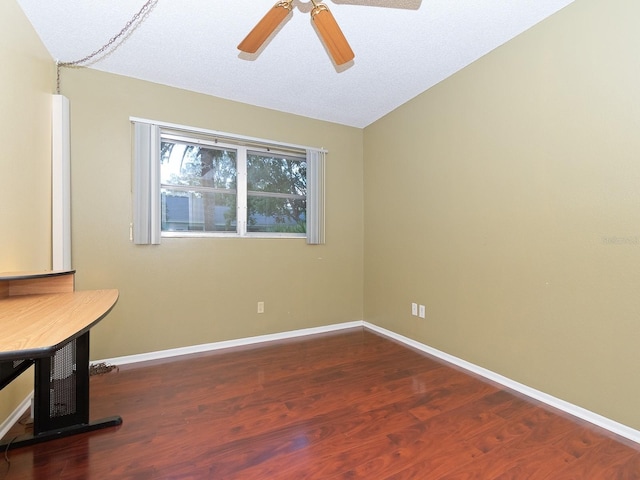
[0,289,119,361]
[0,270,75,281]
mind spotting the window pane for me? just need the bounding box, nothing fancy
[247,152,306,233]
[247,153,306,196]
[160,140,237,233]
[162,189,236,232]
[161,141,237,190]
[247,195,306,233]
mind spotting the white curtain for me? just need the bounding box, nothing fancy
[306,149,326,245]
[132,122,161,244]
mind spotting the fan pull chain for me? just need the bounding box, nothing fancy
[55,0,158,94]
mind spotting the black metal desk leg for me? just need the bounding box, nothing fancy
[1,332,122,450]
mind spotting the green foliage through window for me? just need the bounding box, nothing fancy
[159,136,307,236]
[247,152,306,233]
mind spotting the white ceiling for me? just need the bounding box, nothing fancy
[16,0,574,128]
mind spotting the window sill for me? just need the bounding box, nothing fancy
[161,231,306,240]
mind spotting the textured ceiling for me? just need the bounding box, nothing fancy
[17,0,574,128]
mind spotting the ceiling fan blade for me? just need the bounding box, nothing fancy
[237,1,293,54]
[311,3,355,65]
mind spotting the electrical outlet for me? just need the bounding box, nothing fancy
[411,303,418,316]
[419,305,426,319]
[257,301,265,314]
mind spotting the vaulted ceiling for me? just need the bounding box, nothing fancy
[17,0,574,128]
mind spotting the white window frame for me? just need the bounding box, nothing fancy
[132,118,326,244]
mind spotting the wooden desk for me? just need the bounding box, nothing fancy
[0,270,122,449]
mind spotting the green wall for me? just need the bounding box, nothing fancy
[60,68,364,361]
[364,0,640,430]
[0,0,55,423]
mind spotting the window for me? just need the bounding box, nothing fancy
[132,120,325,244]
[246,151,307,234]
[160,138,239,233]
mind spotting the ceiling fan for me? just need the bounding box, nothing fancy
[237,0,355,65]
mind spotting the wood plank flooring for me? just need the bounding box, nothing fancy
[2,327,639,479]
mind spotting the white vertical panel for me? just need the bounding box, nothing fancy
[149,125,161,244]
[236,146,248,236]
[52,95,71,270]
[133,122,161,244]
[306,149,326,245]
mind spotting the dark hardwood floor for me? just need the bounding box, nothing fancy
[2,328,639,479]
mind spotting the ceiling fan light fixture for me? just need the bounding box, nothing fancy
[237,0,294,54]
[310,2,355,66]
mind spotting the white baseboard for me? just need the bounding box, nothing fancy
[0,393,32,441]
[95,321,364,366]
[364,321,640,445]
[4,320,638,447]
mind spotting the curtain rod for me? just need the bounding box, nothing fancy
[130,117,328,154]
